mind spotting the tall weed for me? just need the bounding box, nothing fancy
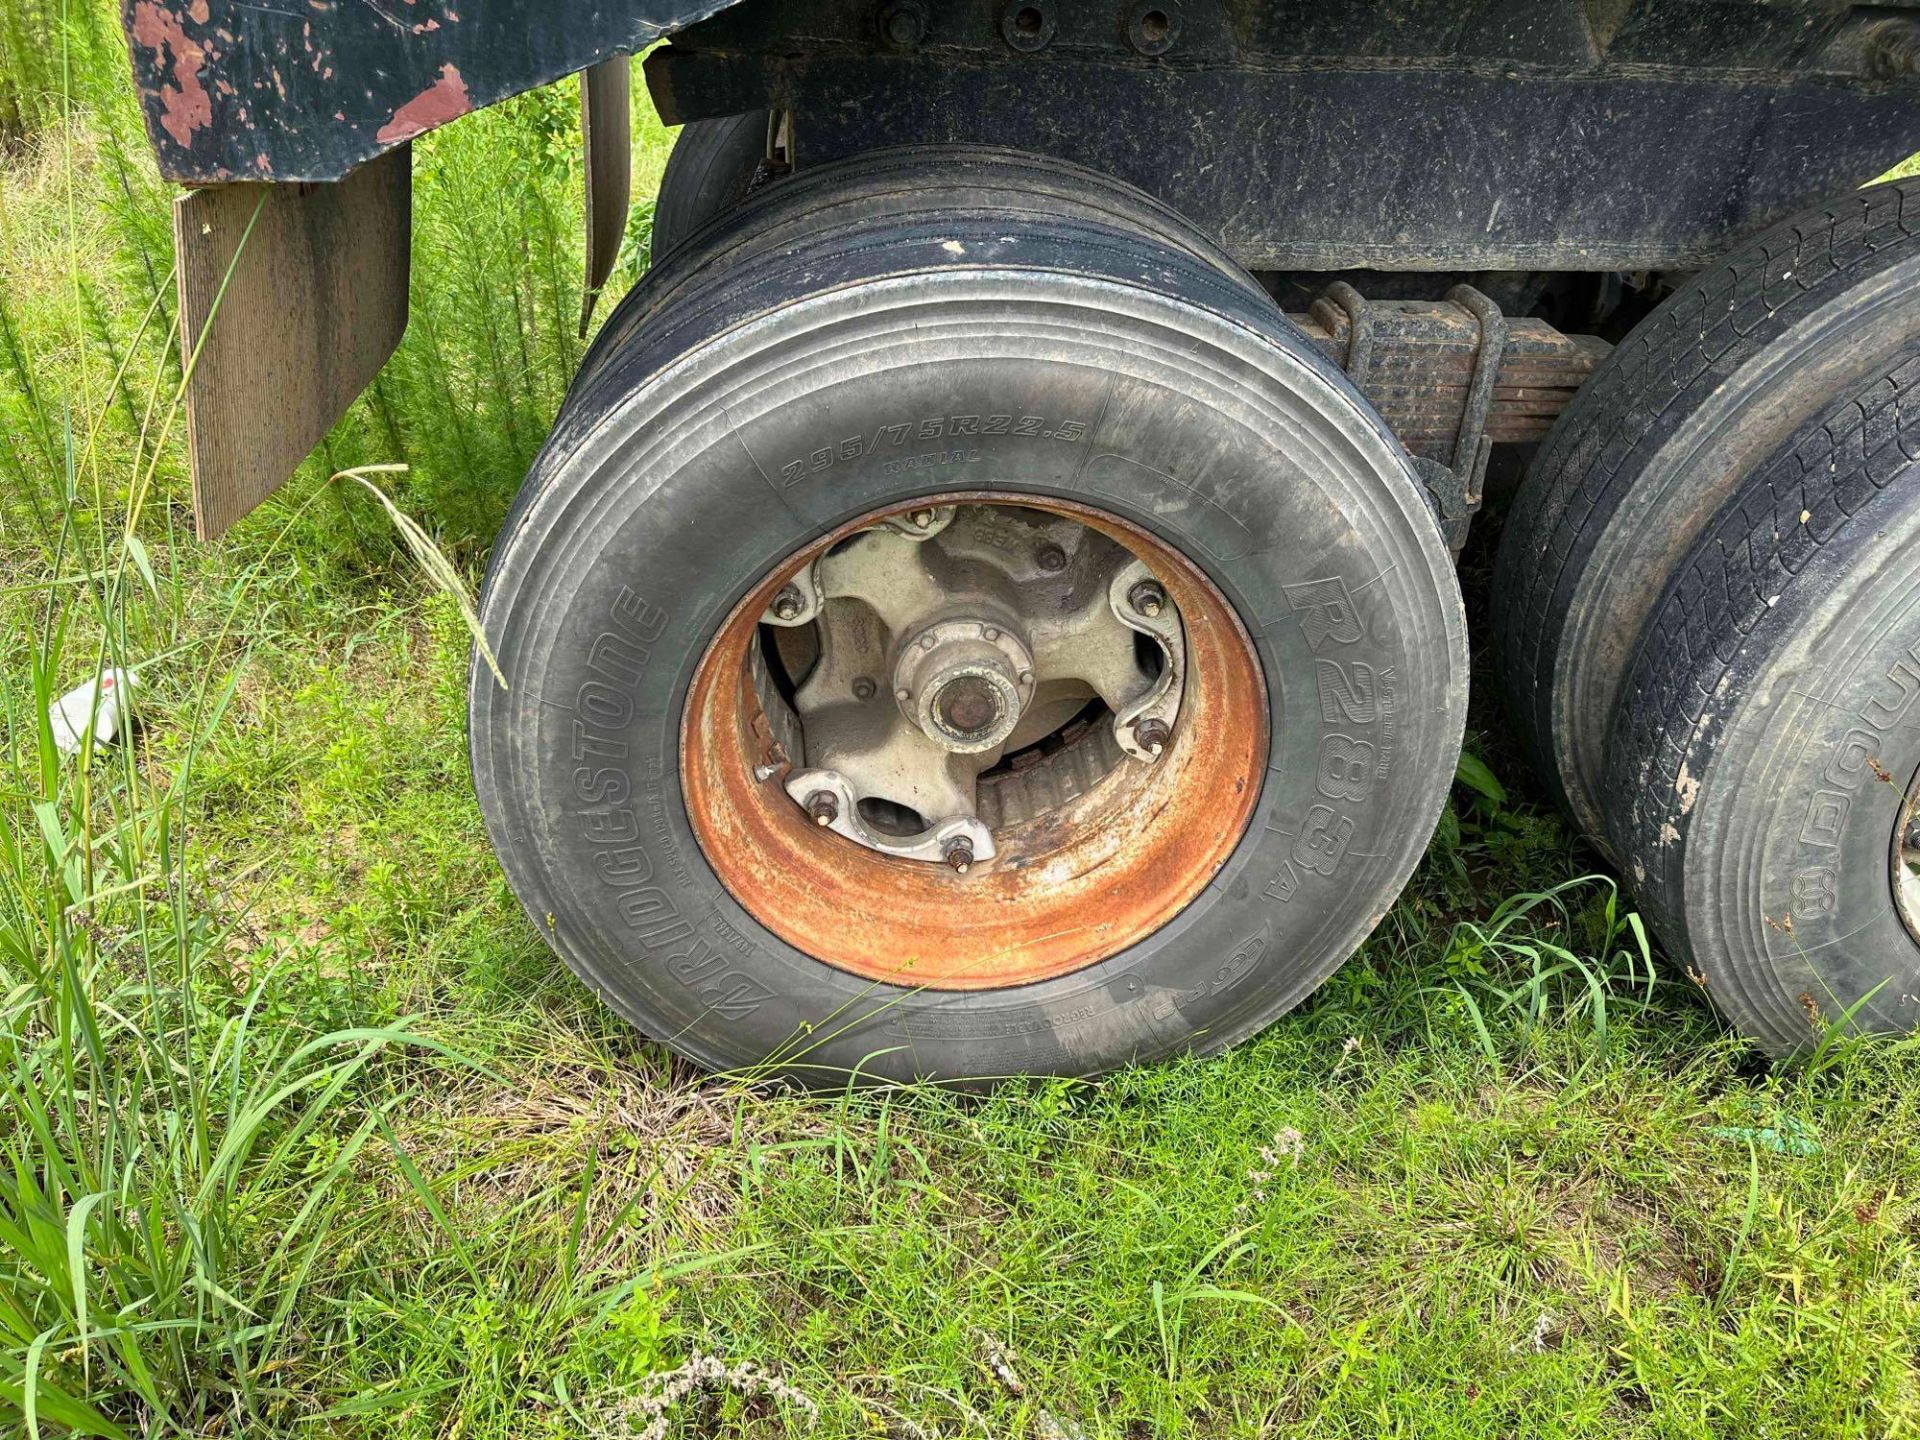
[0,3,674,1432]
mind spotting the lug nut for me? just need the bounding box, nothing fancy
[772,585,805,621]
[943,835,975,874]
[1035,542,1067,573]
[909,508,936,529]
[1135,717,1172,757]
[1129,579,1167,619]
[805,789,839,826]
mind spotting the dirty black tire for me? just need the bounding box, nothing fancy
[592,143,1259,387]
[472,148,1467,1083]
[1495,179,1920,850]
[649,110,769,264]
[1605,339,1920,1054]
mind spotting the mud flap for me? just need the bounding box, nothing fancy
[580,55,634,335]
[173,144,411,539]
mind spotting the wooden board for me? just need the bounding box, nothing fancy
[579,55,633,335]
[174,145,411,539]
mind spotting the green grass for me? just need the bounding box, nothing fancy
[7,8,1920,1436]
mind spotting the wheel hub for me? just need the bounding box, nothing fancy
[765,502,1188,868]
[895,616,1036,754]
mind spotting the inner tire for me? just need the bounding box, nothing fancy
[472,148,1467,1082]
[1495,179,1920,849]
[590,143,1254,393]
[649,110,770,264]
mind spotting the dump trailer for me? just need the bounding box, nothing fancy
[126,0,1920,1079]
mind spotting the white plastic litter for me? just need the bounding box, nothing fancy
[50,669,140,756]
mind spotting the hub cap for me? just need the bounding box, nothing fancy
[681,493,1267,988]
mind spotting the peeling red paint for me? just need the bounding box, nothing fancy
[188,0,209,21]
[129,1,213,150]
[374,62,470,144]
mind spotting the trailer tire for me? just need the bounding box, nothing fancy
[650,110,769,264]
[1604,338,1920,1054]
[473,148,1467,1083]
[592,143,1254,385]
[1495,179,1920,851]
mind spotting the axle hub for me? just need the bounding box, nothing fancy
[762,501,1190,868]
[893,617,1037,754]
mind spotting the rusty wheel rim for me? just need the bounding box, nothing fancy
[1892,763,1920,950]
[681,492,1268,989]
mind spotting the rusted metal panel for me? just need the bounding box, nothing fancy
[173,145,410,539]
[121,0,747,184]
[579,56,633,335]
[127,0,1920,214]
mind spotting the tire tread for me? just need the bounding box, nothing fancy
[1496,179,1920,830]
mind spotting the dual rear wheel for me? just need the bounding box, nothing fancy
[1497,178,1920,1052]
[472,148,1468,1081]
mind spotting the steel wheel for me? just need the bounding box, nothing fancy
[683,493,1266,988]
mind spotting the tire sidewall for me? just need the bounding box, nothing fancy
[1675,522,1920,1051]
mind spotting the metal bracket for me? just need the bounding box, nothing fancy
[1440,283,1507,552]
[1314,280,1374,389]
[1106,559,1185,763]
[1309,280,1510,557]
[760,505,953,628]
[874,504,956,540]
[1411,456,1481,558]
